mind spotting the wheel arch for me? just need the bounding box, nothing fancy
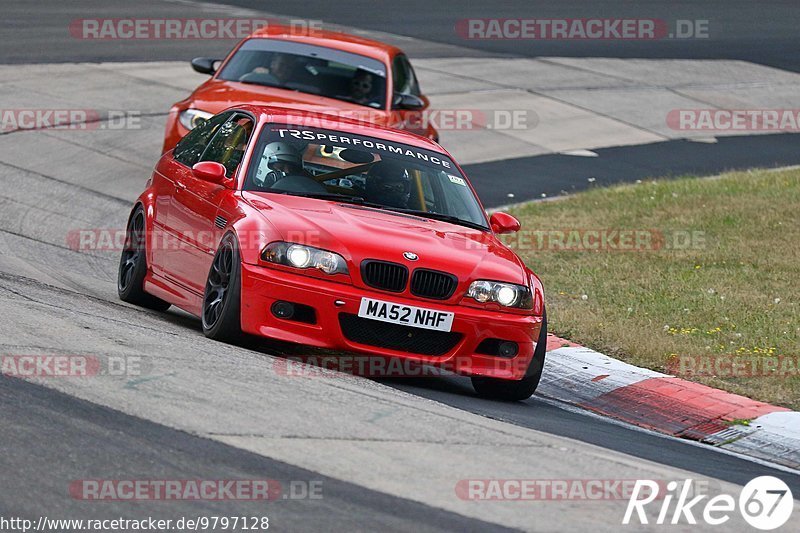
[228,202,281,266]
[125,197,154,269]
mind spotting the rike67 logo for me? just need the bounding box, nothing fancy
[624,476,794,529]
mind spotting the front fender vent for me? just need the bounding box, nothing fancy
[214,215,228,229]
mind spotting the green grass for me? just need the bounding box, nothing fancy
[506,168,800,409]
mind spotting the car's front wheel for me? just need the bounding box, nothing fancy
[117,205,171,311]
[202,233,242,342]
[471,311,547,401]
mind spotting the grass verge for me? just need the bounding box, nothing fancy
[507,167,800,409]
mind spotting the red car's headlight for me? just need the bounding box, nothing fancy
[466,280,532,309]
[178,108,213,131]
[262,242,349,276]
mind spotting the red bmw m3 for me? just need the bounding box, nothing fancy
[119,105,546,400]
[162,24,437,153]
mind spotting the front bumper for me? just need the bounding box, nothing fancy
[240,263,543,380]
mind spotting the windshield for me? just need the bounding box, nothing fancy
[244,126,489,230]
[218,39,388,109]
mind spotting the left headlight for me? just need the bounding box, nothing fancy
[262,242,349,275]
[178,108,213,131]
[466,280,532,309]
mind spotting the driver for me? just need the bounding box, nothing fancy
[365,160,410,208]
[247,53,297,84]
[348,70,377,106]
[267,53,296,83]
[254,142,306,188]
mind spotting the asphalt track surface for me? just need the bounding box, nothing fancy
[4,0,800,204]
[6,0,800,70]
[0,376,511,532]
[387,375,800,496]
[467,134,800,207]
[218,0,800,72]
[2,1,800,530]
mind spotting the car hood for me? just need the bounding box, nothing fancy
[242,191,528,285]
[189,79,386,121]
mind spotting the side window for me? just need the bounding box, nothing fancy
[404,56,421,96]
[199,115,254,177]
[173,112,232,167]
[392,54,421,96]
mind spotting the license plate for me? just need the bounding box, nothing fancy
[358,298,454,332]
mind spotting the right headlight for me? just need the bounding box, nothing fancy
[261,242,349,276]
[466,280,532,309]
[178,108,213,131]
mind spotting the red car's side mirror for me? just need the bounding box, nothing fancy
[392,93,426,110]
[192,161,227,184]
[190,57,220,75]
[490,212,521,234]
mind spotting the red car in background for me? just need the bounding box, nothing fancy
[162,25,437,152]
[126,106,545,401]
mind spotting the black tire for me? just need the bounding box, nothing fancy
[201,233,242,342]
[117,206,171,311]
[471,310,547,401]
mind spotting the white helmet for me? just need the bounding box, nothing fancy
[264,142,302,169]
[255,142,303,187]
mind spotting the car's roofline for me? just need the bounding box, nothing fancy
[248,24,401,63]
[228,104,446,153]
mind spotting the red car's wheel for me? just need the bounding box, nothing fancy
[471,310,547,402]
[117,206,171,311]
[202,233,242,342]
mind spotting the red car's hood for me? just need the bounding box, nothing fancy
[190,79,388,123]
[242,192,528,285]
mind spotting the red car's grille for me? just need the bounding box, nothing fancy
[361,261,457,300]
[338,313,462,356]
[361,260,408,292]
[410,269,458,300]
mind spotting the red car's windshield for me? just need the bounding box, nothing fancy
[218,39,388,109]
[244,125,490,230]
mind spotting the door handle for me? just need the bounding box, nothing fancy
[176,181,187,191]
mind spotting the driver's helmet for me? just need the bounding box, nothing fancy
[255,142,303,186]
[350,71,375,100]
[365,160,410,208]
[264,142,302,171]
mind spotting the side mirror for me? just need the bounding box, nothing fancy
[191,57,220,75]
[489,212,521,234]
[192,162,227,184]
[393,93,425,110]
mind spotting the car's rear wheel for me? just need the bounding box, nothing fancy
[471,311,547,401]
[117,206,171,311]
[202,233,242,342]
